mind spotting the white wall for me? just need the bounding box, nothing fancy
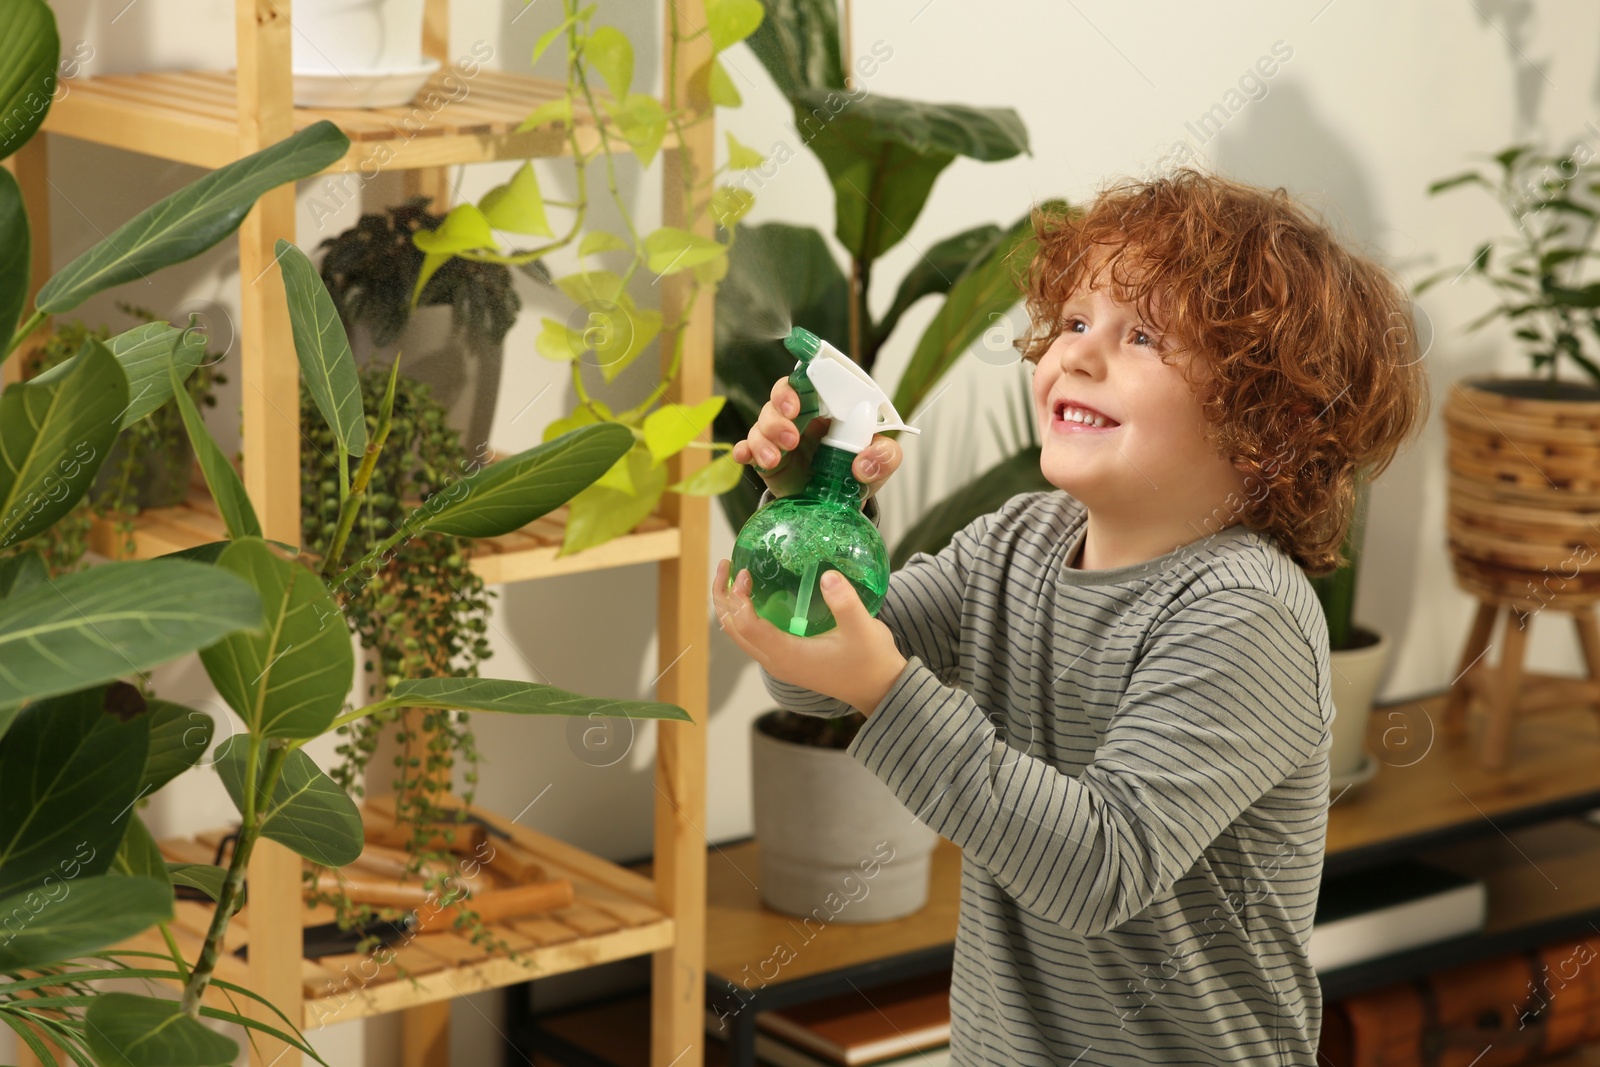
[15,0,1600,1062]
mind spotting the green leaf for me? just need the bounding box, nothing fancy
[666,450,743,496]
[555,269,626,305]
[0,336,126,548]
[726,132,766,171]
[112,814,172,890]
[0,685,148,899]
[159,538,297,565]
[590,296,661,383]
[794,90,1029,261]
[0,549,46,598]
[706,0,765,51]
[169,353,262,540]
[277,239,366,458]
[536,317,586,362]
[391,677,692,722]
[586,25,633,98]
[531,7,589,67]
[644,226,727,275]
[578,230,629,258]
[86,992,239,1067]
[0,168,27,344]
[697,56,741,108]
[411,203,496,255]
[214,737,363,867]
[479,161,553,238]
[643,396,726,464]
[0,876,170,971]
[167,863,227,902]
[711,186,755,228]
[35,121,349,314]
[84,320,208,430]
[875,223,1002,349]
[608,93,668,167]
[541,399,612,443]
[745,0,846,95]
[200,537,352,740]
[141,699,214,794]
[894,211,1039,418]
[0,558,260,709]
[400,422,634,539]
[516,96,574,133]
[1426,171,1491,196]
[0,0,59,162]
[593,451,635,494]
[561,444,669,555]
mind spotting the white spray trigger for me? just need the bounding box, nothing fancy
[800,340,921,455]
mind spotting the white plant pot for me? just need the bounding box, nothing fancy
[349,307,505,457]
[750,713,938,923]
[290,0,436,108]
[1327,625,1390,784]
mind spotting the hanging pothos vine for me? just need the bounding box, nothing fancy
[412,0,765,555]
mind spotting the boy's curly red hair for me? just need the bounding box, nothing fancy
[1016,167,1429,577]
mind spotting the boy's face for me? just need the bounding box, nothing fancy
[1028,278,1248,528]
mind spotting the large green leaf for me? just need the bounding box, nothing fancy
[0,559,261,709]
[0,876,170,971]
[0,0,59,162]
[711,222,849,533]
[140,699,214,794]
[112,814,172,891]
[400,421,633,539]
[893,211,1040,419]
[277,239,366,457]
[0,336,126,548]
[85,993,238,1067]
[169,353,262,540]
[34,121,350,314]
[199,538,351,740]
[0,685,149,900]
[214,737,362,867]
[0,551,46,598]
[391,677,691,721]
[167,863,227,902]
[744,0,845,96]
[890,447,1052,569]
[873,223,1002,353]
[793,90,1028,262]
[31,320,209,429]
[0,168,27,344]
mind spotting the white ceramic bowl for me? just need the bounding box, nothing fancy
[292,58,439,109]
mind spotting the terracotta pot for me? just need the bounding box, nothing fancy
[750,712,937,923]
[1444,376,1600,608]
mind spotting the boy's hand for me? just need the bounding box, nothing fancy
[731,377,903,501]
[713,558,908,718]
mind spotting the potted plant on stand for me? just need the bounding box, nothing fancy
[1421,142,1600,767]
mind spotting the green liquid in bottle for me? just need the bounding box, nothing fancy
[730,444,889,637]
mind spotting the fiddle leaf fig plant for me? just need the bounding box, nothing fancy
[0,4,693,1061]
[413,0,764,556]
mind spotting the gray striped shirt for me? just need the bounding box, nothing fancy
[758,488,1331,1065]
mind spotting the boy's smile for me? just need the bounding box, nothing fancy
[1028,277,1251,569]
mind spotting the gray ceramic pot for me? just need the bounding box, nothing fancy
[750,712,938,923]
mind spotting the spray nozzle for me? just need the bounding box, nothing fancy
[781,327,920,455]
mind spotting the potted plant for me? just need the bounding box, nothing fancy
[1420,144,1600,657]
[318,197,524,456]
[290,0,438,108]
[1307,477,1388,791]
[719,0,1045,920]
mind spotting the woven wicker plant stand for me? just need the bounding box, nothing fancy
[1442,376,1600,770]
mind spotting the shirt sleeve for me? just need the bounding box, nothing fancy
[845,587,1327,935]
[757,490,1004,719]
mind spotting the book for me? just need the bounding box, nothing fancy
[1309,858,1487,973]
[754,1033,950,1067]
[705,969,952,1066]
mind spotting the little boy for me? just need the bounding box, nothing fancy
[715,167,1428,1065]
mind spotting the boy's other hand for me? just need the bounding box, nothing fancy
[731,376,902,502]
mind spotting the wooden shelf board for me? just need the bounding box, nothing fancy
[1421,816,1600,937]
[1325,675,1600,874]
[150,796,675,1029]
[88,486,680,582]
[41,68,625,171]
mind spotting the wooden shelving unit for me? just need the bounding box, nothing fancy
[17,2,715,1065]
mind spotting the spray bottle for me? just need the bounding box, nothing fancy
[728,327,920,636]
